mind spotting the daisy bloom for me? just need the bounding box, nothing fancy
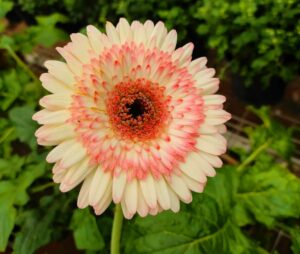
[33,18,231,219]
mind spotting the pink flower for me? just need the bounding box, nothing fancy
[33,19,231,219]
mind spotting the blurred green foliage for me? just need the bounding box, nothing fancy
[193,0,300,87]
[0,0,299,253]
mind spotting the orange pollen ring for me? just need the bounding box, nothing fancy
[106,78,170,141]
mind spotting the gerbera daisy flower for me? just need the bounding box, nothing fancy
[33,18,231,219]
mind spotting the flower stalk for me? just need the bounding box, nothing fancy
[111,204,123,254]
[237,139,272,172]
[5,46,39,84]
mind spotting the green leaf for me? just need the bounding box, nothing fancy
[0,161,45,206]
[14,161,46,206]
[246,106,295,159]
[0,0,13,18]
[0,35,14,49]
[124,167,264,254]
[13,208,56,254]
[0,204,16,251]
[35,13,69,26]
[0,69,21,110]
[28,13,69,48]
[0,180,16,206]
[0,155,25,179]
[9,105,38,149]
[289,227,300,254]
[236,157,300,227]
[70,208,105,251]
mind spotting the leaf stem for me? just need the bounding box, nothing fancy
[31,182,56,193]
[5,46,39,84]
[237,139,272,172]
[110,204,123,254]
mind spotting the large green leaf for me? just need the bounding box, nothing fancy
[9,105,38,149]
[0,159,46,252]
[13,208,55,254]
[124,167,264,254]
[236,156,300,227]
[13,13,69,53]
[0,204,16,251]
[0,155,25,179]
[70,208,105,251]
[0,179,17,251]
[13,161,46,205]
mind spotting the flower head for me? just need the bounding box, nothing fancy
[33,19,231,219]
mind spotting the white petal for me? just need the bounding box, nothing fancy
[53,170,67,183]
[112,170,127,203]
[168,174,192,203]
[33,109,70,125]
[144,20,154,35]
[216,124,227,134]
[198,124,218,134]
[182,174,205,193]
[154,177,171,210]
[89,167,112,206]
[56,47,83,75]
[40,73,71,93]
[60,158,92,192]
[121,200,134,219]
[70,33,92,63]
[198,152,223,168]
[46,139,76,163]
[87,25,104,55]
[106,21,120,44]
[179,152,207,183]
[187,152,216,177]
[188,57,207,75]
[44,60,75,86]
[195,68,216,85]
[150,21,167,48]
[161,30,177,53]
[172,43,193,66]
[140,174,157,208]
[35,124,75,145]
[137,184,149,217]
[117,18,132,43]
[124,178,138,214]
[168,188,180,213]
[77,171,95,208]
[149,206,160,216]
[203,95,226,106]
[39,93,72,110]
[131,21,147,45]
[199,79,220,95]
[94,181,112,215]
[205,110,231,125]
[59,142,87,169]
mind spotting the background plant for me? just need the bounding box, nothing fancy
[193,0,300,87]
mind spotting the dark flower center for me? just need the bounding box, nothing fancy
[127,99,146,118]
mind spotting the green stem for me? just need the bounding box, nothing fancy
[5,46,39,84]
[111,204,123,254]
[0,127,14,143]
[31,182,56,193]
[237,139,272,172]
